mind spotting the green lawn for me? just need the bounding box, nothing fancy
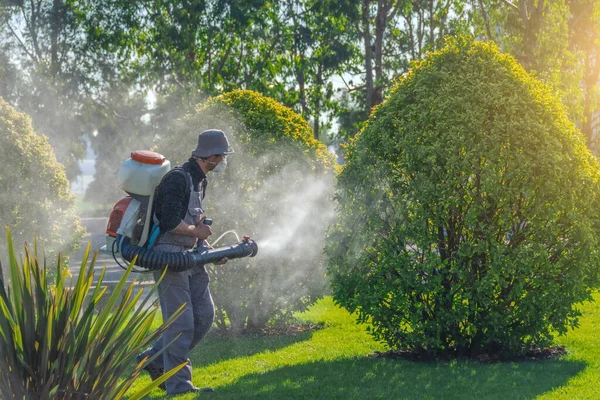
[127,294,600,399]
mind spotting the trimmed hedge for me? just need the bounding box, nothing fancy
[326,37,600,356]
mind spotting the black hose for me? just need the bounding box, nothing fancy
[117,235,258,272]
[112,237,151,273]
[118,235,194,271]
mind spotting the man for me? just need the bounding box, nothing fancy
[137,129,232,395]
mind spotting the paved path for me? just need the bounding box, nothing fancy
[70,217,156,303]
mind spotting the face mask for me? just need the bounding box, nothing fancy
[211,157,227,173]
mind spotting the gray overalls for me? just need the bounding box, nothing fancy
[139,171,215,395]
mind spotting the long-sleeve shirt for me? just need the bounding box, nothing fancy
[154,157,207,231]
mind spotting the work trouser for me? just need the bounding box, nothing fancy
[138,243,215,395]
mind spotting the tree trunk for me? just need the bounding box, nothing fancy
[582,60,600,146]
[568,0,600,147]
[478,0,495,41]
[362,0,375,110]
[373,0,386,107]
[50,0,63,77]
[297,57,307,117]
[519,0,544,71]
[429,0,434,43]
[313,64,323,139]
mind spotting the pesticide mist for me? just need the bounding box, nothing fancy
[242,163,334,258]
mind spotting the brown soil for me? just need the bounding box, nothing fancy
[369,345,567,363]
[261,322,328,336]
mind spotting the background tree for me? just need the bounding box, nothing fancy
[275,0,357,139]
[131,0,279,95]
[156,90,338,333]
[334,0,472,140]
[0,0,147,185]
[568,0,600,149]
[57,1,162,203]
[128,0,357,141]
[1,0,93,176]
[475,0,584,130]
[83,81,155,205]
[326,37,600,356]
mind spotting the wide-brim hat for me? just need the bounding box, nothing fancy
[192,129,234,158]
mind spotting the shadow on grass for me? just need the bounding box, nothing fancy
[189,331,315,367]
[129,331,317,399]
[207,357,586,400]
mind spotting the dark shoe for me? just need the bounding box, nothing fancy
[137,356,166,390]
[174,386,214,394]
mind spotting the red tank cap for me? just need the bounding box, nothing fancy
[131,150,166,165]
[244,235,250,241]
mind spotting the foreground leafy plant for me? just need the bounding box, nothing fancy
[0,228,185,399]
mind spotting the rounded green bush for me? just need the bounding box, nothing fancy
[156,89,337,333]
[0,98,84,267]
[326,37,600,356]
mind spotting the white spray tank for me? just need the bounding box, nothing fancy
[106,151,170,252]
[118,151,171,196]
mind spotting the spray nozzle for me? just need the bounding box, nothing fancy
[191,237,258,264]
[204,218,213,226]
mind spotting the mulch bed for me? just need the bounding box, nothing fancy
[369,345,567,363]
[261,322,329,336]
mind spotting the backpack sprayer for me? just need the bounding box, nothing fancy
[105,150,258,272]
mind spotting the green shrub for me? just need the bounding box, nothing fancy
[0,228,185,399]
[0,98,84,268]
[156,90,337,333]
[326,37,600,356]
